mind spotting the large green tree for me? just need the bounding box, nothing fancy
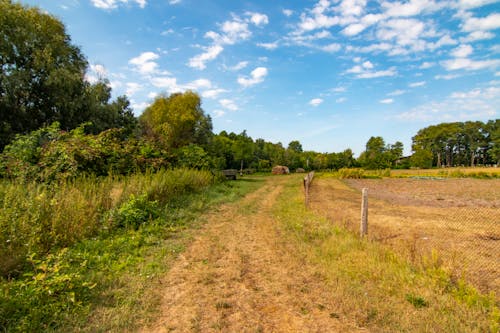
[0,0,88,148]
[139,91,213,149]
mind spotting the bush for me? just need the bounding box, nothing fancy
[338,168,365,179]
[111,194,160,229]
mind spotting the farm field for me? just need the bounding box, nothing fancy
[310,175,500,295]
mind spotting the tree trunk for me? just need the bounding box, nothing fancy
[437,152,442,168]
[470,152,475,167]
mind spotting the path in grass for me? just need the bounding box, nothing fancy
[142,176,362,332]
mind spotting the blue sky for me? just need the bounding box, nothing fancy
[21,0,500,155]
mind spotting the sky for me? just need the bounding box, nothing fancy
[21,0,500,156]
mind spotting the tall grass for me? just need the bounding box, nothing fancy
[0,169,216,277]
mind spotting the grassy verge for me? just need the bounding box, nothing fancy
[0,172,265,332]
[272,174,499,332]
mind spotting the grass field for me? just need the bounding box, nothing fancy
[310,174,499,295]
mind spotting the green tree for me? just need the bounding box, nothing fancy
[139,91,213,149]
[0,0,88,149]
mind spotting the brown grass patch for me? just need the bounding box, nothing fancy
[310,176,500,295]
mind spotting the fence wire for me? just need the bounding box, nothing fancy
[308,176,499,296]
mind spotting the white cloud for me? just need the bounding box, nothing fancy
[462,13,500,32]
[202,89,228,99]
[237,67,268,87]
[419,62,435,69]
[212,110,226,118]
[451,44,473,58]
[441,58,500,71]
[126,82,142,96]
[382,0,443,18]
[331,86,347,93]
[357,68,397,78]
[457,0,498,9]
[147,92,158,99]
[185,78,212,90]
[91,0,146,9]
[219,99,238,111]
[380,98,394,104]
[226,61,249,71]
[150,76,180,92]
[309,98,324,106]
[85,64,108,84]
[257,42,279,50]
[283,9,293,17]
[435,74,461,80]
[396,85,499,122]
[247,12,269,27]
[320,43,342,53]
[342,23,367,36]
[461,30,495,42]
[388,89,406,96]
[188,45,223,70]
[336,97,347,103]
[409,81,426,87]
[161,29,174,36]
[129,52,160,75]
[169,0,181,4]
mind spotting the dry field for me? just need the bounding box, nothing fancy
[309,176,500,295]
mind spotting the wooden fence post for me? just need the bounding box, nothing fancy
[360,188,368,237]
[304,171,314,208]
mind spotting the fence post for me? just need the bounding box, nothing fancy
[360,188,368,237]
[304,171,314,208]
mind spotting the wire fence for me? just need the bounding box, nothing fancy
[308,176,500,296]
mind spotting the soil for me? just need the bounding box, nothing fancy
[142,177,363,333]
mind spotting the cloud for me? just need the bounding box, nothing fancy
[451,44,473,58]
[257,42,279,50]
[309,98,323,106]
[85,64,108,84]
[347,60,396,79]
[188,45,224,70]
[126,82,142,96]
[246,12,269,27]
[91,0,146,9]
[388,89,405,96]
[336,97,347,103]
[435,74,461,80]
[441,58,500,71]
[283,9,293,17]
[237,67,268,87]
[380,98,394,104]
[457,0,498,9]
[150,77,180,92]
[396,85,499,122]
[129,52,160,75]
[409,81,426,87]
[212,110,226,118]
[226,61,249,71]
[381,0,443,18]
[219,99,238,111]
[419,62,435,69]
[461,13,500,32]
[202,89,228,99]
[320,43,342,53]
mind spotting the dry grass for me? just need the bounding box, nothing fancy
[391,167,500,178]
[310,175,500,295]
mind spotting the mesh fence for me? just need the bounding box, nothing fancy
[308,176,500,296]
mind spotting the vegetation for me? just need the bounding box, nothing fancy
[272,174,499,332]
[0,170,267,331]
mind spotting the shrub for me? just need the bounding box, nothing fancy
[338,168,365,179]
[111,194,160,229]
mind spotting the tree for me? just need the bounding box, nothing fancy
[0,0,88,149]
[139,91,213,149]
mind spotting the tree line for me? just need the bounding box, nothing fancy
[0,1,498,182]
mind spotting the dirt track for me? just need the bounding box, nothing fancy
[142,177,363,332]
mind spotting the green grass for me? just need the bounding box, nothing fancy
[0,171,265,332]
[271,174,499,332]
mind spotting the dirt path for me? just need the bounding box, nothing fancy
[142,177,363,332]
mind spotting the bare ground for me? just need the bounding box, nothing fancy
[142,177,363,332]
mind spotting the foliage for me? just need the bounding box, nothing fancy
[1,123,169,181]
[337,168,365,179]
[358,136,403,169]
[0,1,136,149]
[0,169,215,278]
[176,144,212,169]
[140,91,213,149]
[0,171,258,332]
[112,194,160,229]
[412,120,497,168]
